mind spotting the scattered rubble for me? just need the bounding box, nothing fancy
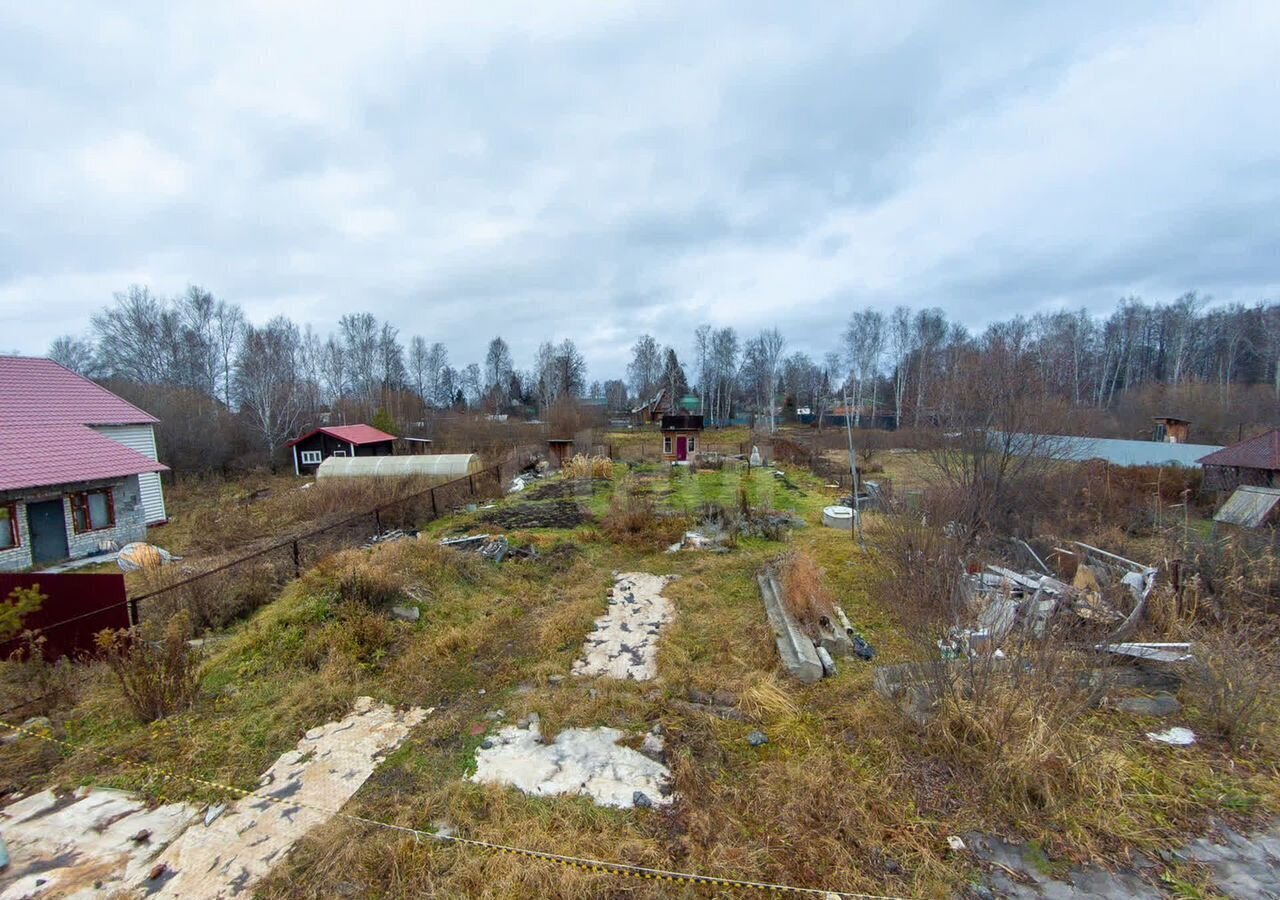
[573,573,676,681]
[363,528,417,549]
[470,719,673,809]
[508,460,550,493]
[440,533,538,562]
[954,541,1159,654]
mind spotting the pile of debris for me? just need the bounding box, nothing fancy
[952,541,1158,656]
[363,528,417,549]
[508,460,550,493]
[440,534,538,563]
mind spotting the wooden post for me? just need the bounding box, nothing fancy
[468,474,476,495]
[430,488,438,518]
[374,507,382,531]
[292,539,300,577]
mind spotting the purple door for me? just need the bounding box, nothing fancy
[676,436,688,460]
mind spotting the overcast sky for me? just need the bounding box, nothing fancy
[1,1,1277,380]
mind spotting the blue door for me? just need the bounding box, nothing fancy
[27,500,69,566]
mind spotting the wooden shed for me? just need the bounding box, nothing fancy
[660,414,703,462]
[287,425,395,475]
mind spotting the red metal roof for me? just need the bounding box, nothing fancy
[1197,429,1280,471]
[0,424,168,493]
[0,356,158,426]
[286,424,396,447]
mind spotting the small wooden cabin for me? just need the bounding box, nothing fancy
[287,424,396,475]
[1153,416,1192,444]
[660,414,703,462]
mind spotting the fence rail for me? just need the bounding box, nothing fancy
[128,446,539,630]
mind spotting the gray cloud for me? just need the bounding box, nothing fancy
[1,1,1277,379]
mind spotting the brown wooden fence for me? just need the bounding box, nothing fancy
[0,573,130,660]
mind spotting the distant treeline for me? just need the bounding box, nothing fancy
[44,286,1278,474]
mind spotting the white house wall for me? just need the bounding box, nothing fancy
[92,425,167,524]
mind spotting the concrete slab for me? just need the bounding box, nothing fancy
[758,573,823,684]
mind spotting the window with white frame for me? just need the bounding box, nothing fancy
[300,450,322,465]
[663,436,672,454]
[688,436,697,452]
[332,449,347,457]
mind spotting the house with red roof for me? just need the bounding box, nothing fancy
[0,356,169,571]
[1198,428,1280,492]
[285,424,396,475]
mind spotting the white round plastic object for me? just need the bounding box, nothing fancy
[822,505,856,530]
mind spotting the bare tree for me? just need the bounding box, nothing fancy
[758,327,785,432]
[234,317,303,464]
[844,310,886,426]
[48,335,97,376]
[627,335,662,400]
[890,306,911,428]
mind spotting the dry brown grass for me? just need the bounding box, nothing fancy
[601,481,687,549]
[778,550,837,636]
[561,454,614,480]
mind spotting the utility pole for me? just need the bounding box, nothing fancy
[843,391,865,549]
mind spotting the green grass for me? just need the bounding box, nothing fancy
[2,462,1277,899]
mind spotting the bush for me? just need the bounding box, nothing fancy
[562,455,614,480]
[1184,620,1278,746]
[96,610,202,723]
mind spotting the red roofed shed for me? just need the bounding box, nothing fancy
[1198,429,1280,492]
[286,424,396,475]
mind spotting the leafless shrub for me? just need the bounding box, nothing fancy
[95,610,202,723]
[1184,618,1279,746]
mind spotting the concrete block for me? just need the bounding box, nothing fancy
[757,573,823,684]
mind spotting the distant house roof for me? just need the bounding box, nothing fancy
[1197,429,1280,471]
[286,424,396,448]
[0,356,158,426]
[630,388,666,415]
[1214,486,1280,529]
[0,423,167,493]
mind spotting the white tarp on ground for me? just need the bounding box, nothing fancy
[572,573,676,681]
[0,697,425,899]
[0,788,197,899]
[471,721,671,809]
